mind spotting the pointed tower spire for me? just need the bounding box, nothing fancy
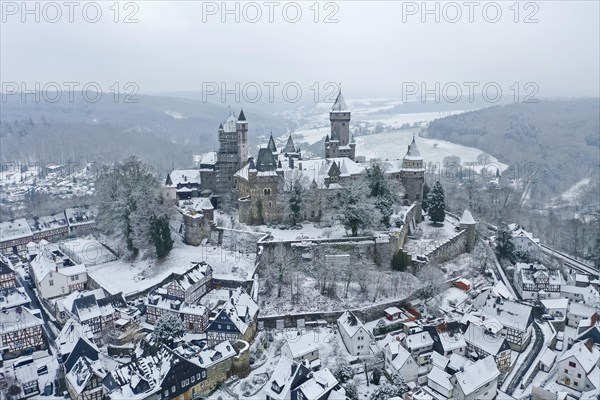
[238,109,246,122]
[284,134,296,153]
[165,172,173,186]
[267,133,277,153]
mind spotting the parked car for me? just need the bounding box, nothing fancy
[37,365,48,375]
[555,339,563,351]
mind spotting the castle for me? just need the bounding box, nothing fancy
[234,90,425,226]
[165,90,425,229]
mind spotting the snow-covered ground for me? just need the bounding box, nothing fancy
[355,129,508,172]
[557,177,591,202]
[87,241,256,296]
[403,217,461,257]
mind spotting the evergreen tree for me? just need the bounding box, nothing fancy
[427,181,446,224]
[495,225,515,260]
[152,314,185,347]
[344,380,359,400]
[289,179,304,225]
[421,182,430,212]
[371,368,381,385]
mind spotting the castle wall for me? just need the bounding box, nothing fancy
[423,229,468,265]
[257,235,393,273]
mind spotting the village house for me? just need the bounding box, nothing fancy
[426,366,454,399]
[29,243,87,300]
[541,298,570,320]
[450,356,500,400]
[10,357,41,399]
[188,340,240,396]
[556,339,600,392]
[384,338,419,383]
[0,286,31,310]
[567,302,598,328]
[337,311,371,357]
[163,261,213,304]
[0,218,33,255]
[0,306,44,357]
[27,212,70,242]
[463,323,512,373]
[146,287,210,333]
[205,288,259,344]
[475,296,533,352]
[509,224,541,260]
[281,332,320,365]
[425,322,466,357]
[265,356,344,400]
[57,289,127,335]
[64,206,97,234]
[65,353,108,400]
[103,343,208,400]
[163,169,201,201]
[561,284,600,307]
[513,263,563,300]
[0,255,17,288]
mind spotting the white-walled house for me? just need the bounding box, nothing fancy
[556,340,600,392]
[29,243,87,300]
[281,332,320,364]
[337,311,371,356]
[450,356,500,400]
[384,339,418,383]
[510,226,541,259]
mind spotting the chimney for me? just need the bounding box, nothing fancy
[584,339,594,352]
[298,162,302,171]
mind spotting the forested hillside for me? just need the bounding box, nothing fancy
[0,94,290,171]
[424,99,600,204]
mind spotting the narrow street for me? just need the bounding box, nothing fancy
[18,273,59,345]
[506,322,544,395]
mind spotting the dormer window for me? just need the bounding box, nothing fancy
[271,382,282,394]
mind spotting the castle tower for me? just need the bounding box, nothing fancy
[459,209,477,252]
[216,110,248,194]
[400,135,425,222]
[237,109,249,165]
[325,90,355,160]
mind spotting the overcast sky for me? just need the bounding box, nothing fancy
[2,1,599,101]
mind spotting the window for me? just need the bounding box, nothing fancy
[574,382,579,387]
[171,386,176,393]
[196,373,201,379]
[164,392,169,399]
[565,369,569,373]
[202,371,206,378]
[49,280,54,286]
[569,362,576,368]
[218,324,222,329]
[191,376,195,383]
[577,373,581,378]
[71,274,78,281]
[268,201,272,208]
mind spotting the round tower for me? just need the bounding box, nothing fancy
[400,135,425,222]
[459,209,477,252]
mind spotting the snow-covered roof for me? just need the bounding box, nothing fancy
[56,319,95,357]
[30,243,86,281]
[427,366,453,392]
[0,287,29,309]
[539,347,556,368]
[406,331,434,350]
[559,341,600,373]
[330,90,348,112]
[464,323,507,356]
[385,340,413,370]
[453,356,500,396]
[403,136,423,161]
[201,151,217,166]
[0,218,32,242]
[167,169,201,187]
[459,210,475,225]
[265,356,310,400]
[384,306,402,315]
[64,206,96,227]
[210,288,258,335]
[511,227,540,244]
[284,332,320,359]
[60,239,117,267]
[541,298,569,310]
[65,356,107,395]
[477,297,532,332]
[28,212,69,234]
[222,112,238,132]
[337,311,366,338]
[448,353,473,372]
[431,351,450,370]
[0,306,43,334]
[195,340,237,368]
[296,368,338,400]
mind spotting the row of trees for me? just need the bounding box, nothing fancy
[95,157,174,259]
